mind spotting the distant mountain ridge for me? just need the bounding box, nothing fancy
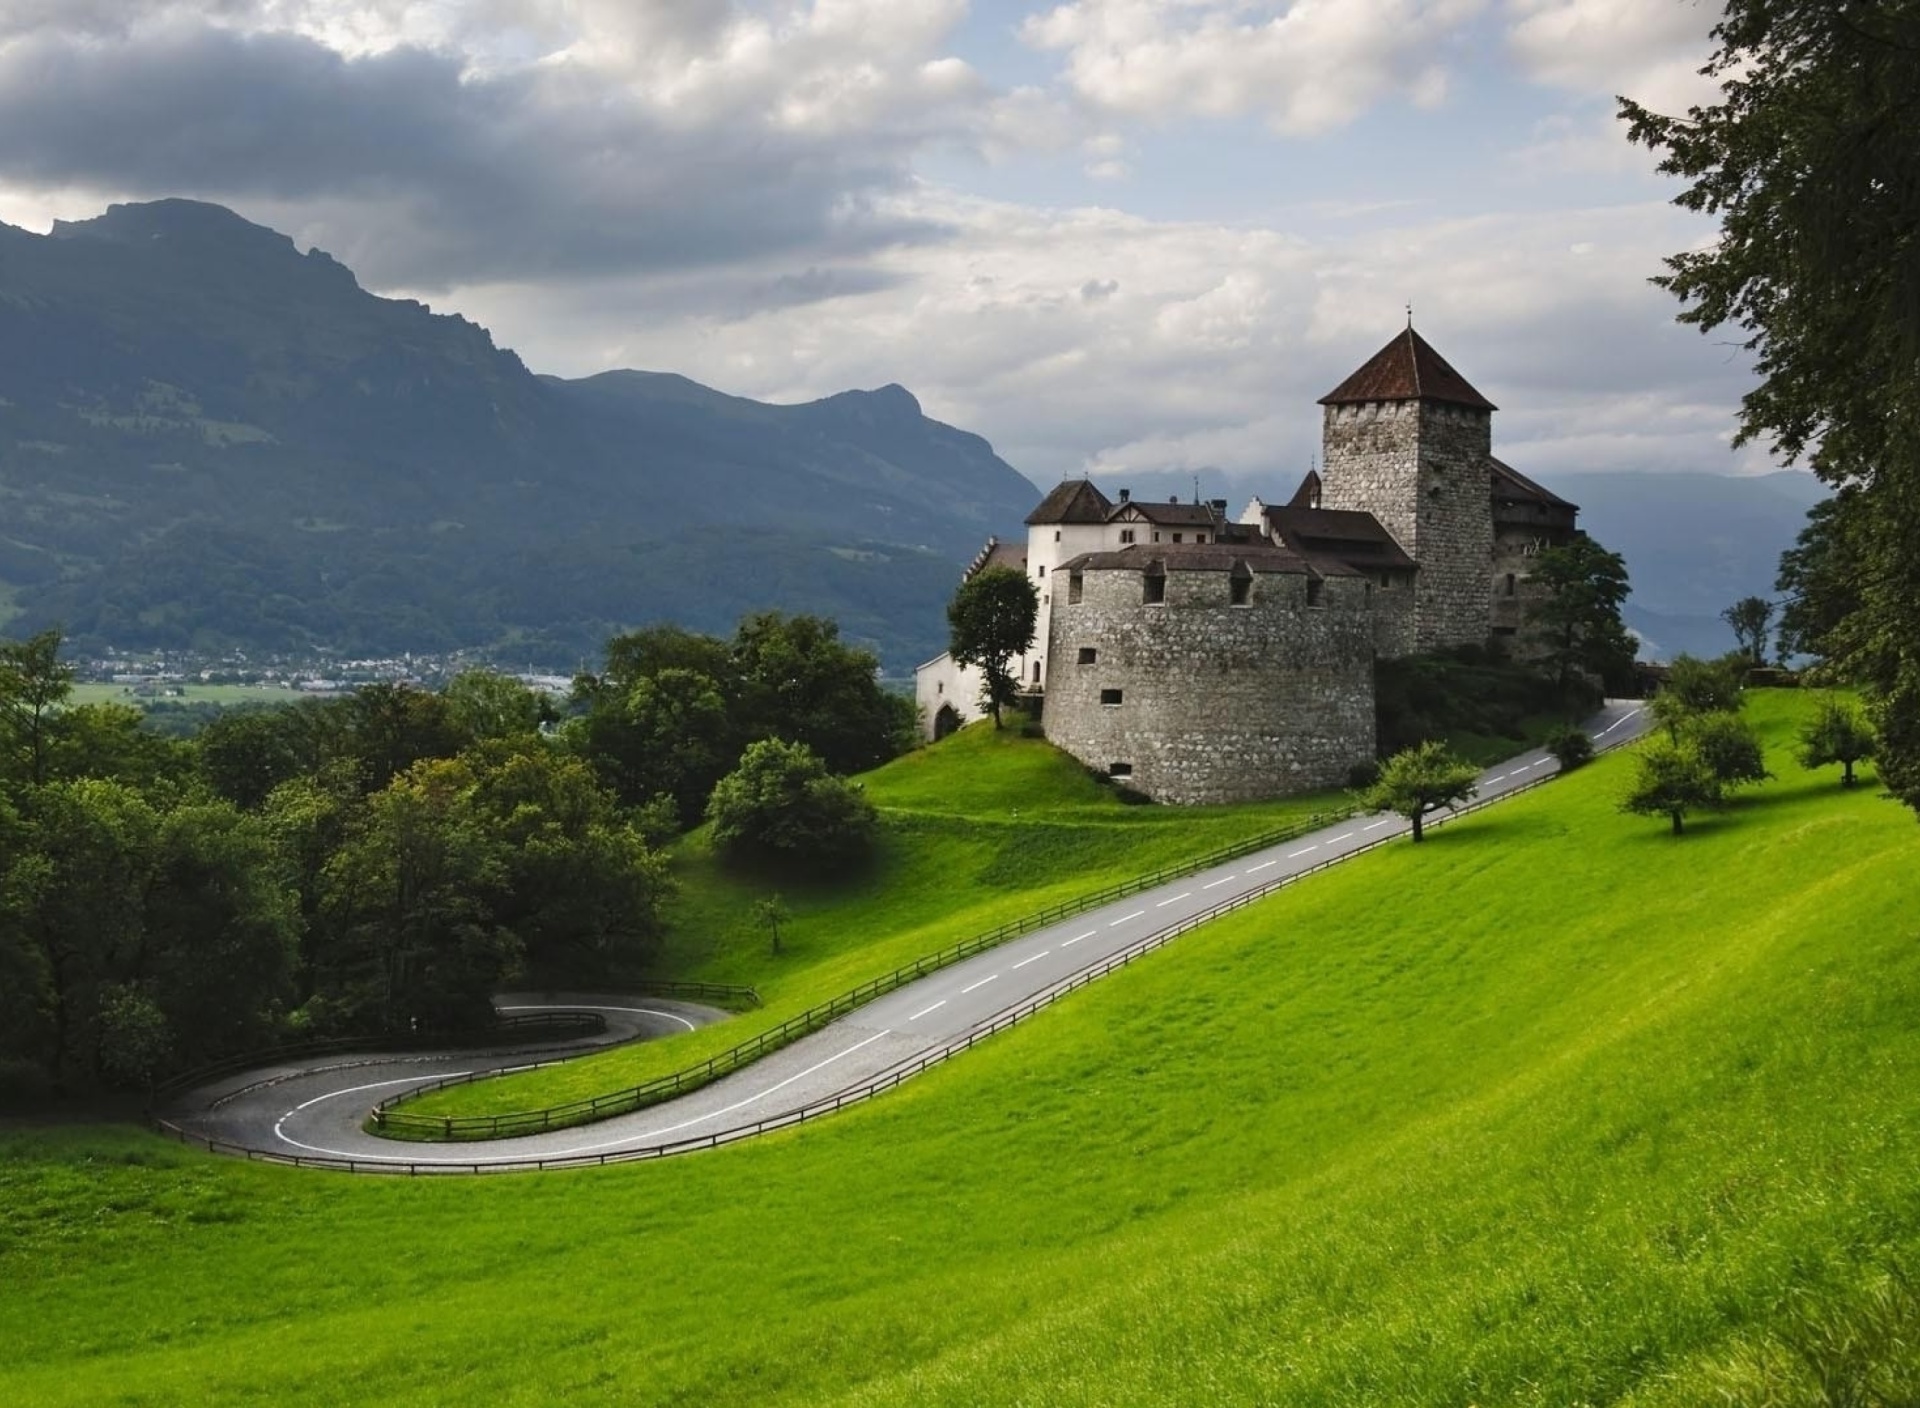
[0,199,1037,669]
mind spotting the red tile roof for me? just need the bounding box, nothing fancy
[1318,327,1496,411]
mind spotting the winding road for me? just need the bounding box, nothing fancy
[156,702,1649,1173]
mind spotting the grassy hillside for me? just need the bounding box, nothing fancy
[4,692,1917,1405]
[402,722,1348,1116]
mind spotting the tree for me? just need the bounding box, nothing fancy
[1360,741,1479,843]
[732,612,915,776]
[1527,535,1635,692]
[947,567,1038,728]
[1621,3,1920,820]
[1721,595,1776,666]
[1621,736,1724,836]
[1776,489,1867,670]
[754,895,791,956]
[1799,695,1877,787]
[705,739,878,872]
[570,665,736,822]
[1650,654,1747,738]
[0,630,74,790]
[442,670,550,744]
[1684,710,1770,788]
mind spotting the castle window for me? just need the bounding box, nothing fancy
[1143,573,1166,605]
[1068,570,1084,604]
[936,681,943,695]
[1077,647,1097,665]
[1196,533,1207,544]
[1230,572,1251,606]
[1108,762,1133,778]
[1152,532,1161,543]
[1100,688,1123,706]
[1171,533,1183,544]
[1037,564,1046,577]
[1379,572,1392,589]
[1505,572,1516,597]
[1054,531,1061,542]
[1306,577,1324,607]
[1034,661,1042,682]
[1119,529,1136,545]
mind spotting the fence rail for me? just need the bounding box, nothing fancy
[627,980,762,1008]
[371,805,1360,1141]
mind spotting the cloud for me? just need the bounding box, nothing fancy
[1506,0,1724,112]
[1021,0,1487,134]
[0,2,1002,289]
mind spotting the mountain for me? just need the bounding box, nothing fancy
[1549,470,1827,661]
[0,200,1038,670]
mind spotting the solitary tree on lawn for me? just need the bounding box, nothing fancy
[947,567,1038,729]
[1361,742,1479,843]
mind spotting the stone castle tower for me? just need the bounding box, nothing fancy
[1317,325,1495,651]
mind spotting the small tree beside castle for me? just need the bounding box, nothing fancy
[947,567,1037,729]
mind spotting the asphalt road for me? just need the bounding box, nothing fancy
[158,701,1649,1173]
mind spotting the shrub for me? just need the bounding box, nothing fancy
[706,739,878,873]
[1544,726,1594,772]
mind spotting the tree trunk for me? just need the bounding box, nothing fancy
[1410,809,1424,842]
[1671,809,1684,835]
[1843,759,1855,787]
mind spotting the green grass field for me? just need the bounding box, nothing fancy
[4,690,1917,1404]
[401,722,1351,1118]
[69,681,301,708]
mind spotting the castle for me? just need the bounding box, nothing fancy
[914,326,1580,804]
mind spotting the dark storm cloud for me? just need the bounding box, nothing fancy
[0,21,946,288]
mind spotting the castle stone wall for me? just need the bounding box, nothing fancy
[1320,400,1493,651]
[1044,566,1375,805]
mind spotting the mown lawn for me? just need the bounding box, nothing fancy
[401,721,1350,1117]
[4,691,1917,1404]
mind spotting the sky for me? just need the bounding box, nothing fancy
[0,0,1780,497]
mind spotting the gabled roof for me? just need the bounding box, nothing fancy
[961,537,1027,582]
[1287,470,1322,509]
[1319,327,1497,412]
[1112,499,1222,528]
[1262,505,1416,573]
[1490,456,1575,510]
[1025,478,1113,526]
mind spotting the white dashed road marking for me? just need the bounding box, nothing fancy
[961,974,998,994]
[1061,930,1097,947]
[1156,892,1192,907]
[1202,876,1236,889]
[1110,910,1146,926]
[1364,819,1394,831]
[908,1000,946,1022]
[1248,859,1277,872]
[1011,951,1050,970]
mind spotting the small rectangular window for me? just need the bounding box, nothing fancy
[1108,762,1133,778]
[1054,530,1061,542]
[1033,661,1042,682]
[1037,564,1046,577]
[1068,570,1084,604]
[1152,531,1161,543]
[1100,688,1123,706]
[1306,577,1324,607]
[1119,529,1136,545]
[1077,647,1097,665]
[1143,575,1165,605]
[1196,533,1207,543]
[1505,572,1517,597]
[1230,576,1251,606]
[1171,533,1183,544]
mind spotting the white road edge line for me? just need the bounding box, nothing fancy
[1011,950,1050,970]
[495,1004,697,1033]
[1202,876,1236,889]
[907,999,947,1022]
[1155,892,1192,907]
[1061,930,1097,947]
[960,974,999,994]
[1110,910,1146,927]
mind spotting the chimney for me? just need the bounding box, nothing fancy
[1118,488,1130,503]
[1209,498,1227,513]
[1168,495,1178,505]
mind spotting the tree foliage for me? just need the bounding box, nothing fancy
[1684,710,1771,788]
[1621,1,1920,818]
[1798,694,1878,787]
[1775,489,1868,670]
[1721,595,1776,666]
[1360,741,1479,842]
[947,567,1038,728]
[1621,736,1725,836]
[1528,534,1635,692]
[1650,654,1747,737]
[706,739,878,873]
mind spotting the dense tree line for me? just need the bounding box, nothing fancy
[0,613,911,1096]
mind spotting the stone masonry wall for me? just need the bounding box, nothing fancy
[1044,566,1376,805]
[1320,400,1493,652]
